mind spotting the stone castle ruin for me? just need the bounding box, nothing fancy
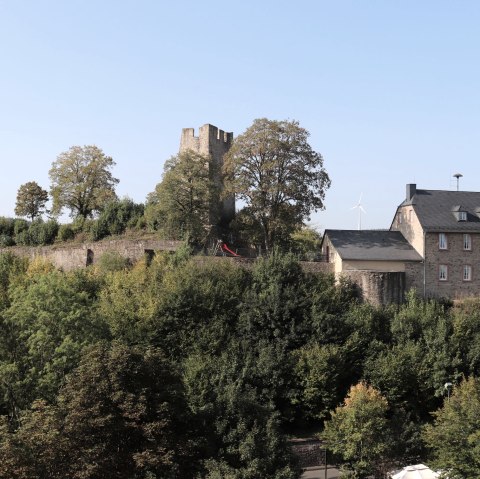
[180,124,235,228]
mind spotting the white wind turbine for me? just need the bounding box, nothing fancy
[351,193,366,230]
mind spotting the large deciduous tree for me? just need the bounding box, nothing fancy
[322,382,391,478]
[146,150,218,241]
[14,181,49,221]
[423,376,480,478]
[49,145,119,219]
[223,118,330,252]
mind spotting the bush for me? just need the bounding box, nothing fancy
[96,251,130,272]
[14,218,29,237]
[0,234,15,247]
[27,220,59,245]
[94,198,145,240]
[57,224,75,242]
[0,217,15,236]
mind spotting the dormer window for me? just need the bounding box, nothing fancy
[452,205,468,222]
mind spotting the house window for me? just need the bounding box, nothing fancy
[439,265,448,281]
[459,211,467,221]
[439,233,448,250]
[464,234,472,251]
[463,265,472,281]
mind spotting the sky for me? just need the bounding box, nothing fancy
[1,0,480,231]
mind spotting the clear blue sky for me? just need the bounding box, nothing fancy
[1,1,480,230]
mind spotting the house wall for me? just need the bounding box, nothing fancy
[391,206,424,256]
[321,236,343,274]
[424,232,480,299]
[342,259,406,272]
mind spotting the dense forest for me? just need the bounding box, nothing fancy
[0,248,479,478]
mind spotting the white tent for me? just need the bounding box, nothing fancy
[391,464,440,479]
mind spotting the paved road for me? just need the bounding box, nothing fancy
[301,466,341,479]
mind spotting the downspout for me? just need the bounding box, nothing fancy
[423,231,426,299]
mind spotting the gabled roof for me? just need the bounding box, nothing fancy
[401,189,480,231]
[324,230,422,262]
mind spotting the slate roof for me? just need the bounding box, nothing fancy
[400,189,480,231]
[324,230,422,262]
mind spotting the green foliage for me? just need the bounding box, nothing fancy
[239,251,309,348]
[292,343,347,422]
[14,181,49,221]
[0,218,15,237]
[146,150,217,242]
[223,118,331,252]
[424,376,480,478]
[49,145,119,219]
[322,382,391,478]
[0,269,108,417]
[290,226,322,259]
[0,343,199,478]
[90,197,145,241]
[183,344,300,477]
[56,223,75,242]
[23,219,59,246]
[96,251,130,272]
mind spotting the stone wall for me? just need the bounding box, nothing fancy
[342,270,406,306]
[180,124,235,225]
[0,239,182,271]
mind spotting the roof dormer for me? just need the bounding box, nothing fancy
[452,205,468,221]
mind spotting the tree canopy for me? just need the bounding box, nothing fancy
[49,145,119,219]
[14,181,49,221]
[146,150,217,241]
[423,376,480,478]
[223,118,330,251]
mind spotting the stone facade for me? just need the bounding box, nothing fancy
[180,124,235,227]
[391,184,480,300]
[423,231,480,299]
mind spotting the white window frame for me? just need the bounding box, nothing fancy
[464,234,472,251]
[463,265,472,281]
[439,233,448,250]
[439,264,448,281]
[459,211,467,221]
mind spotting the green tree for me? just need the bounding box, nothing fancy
[146,150,217,241]
[49,145,119,219]
[14,181,49,221]
[292,343,347,423]
[322,382,391,478]
[223,118,330,252]
[0,343,199,479]
[0,268,107,418]
[424,376,480,478]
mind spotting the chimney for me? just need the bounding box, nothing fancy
[406,184,416,201]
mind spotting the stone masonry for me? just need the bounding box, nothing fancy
[180,124,235,227]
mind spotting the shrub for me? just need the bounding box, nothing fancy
[57,224,75,242]
[96,251,130,272]
[0,217,15,236]
[0,234,15,247]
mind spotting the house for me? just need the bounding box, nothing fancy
[391,184,480,299]
[321,229,422,305]
[321,184,480,304]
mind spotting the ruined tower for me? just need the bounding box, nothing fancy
[179,124,235,228]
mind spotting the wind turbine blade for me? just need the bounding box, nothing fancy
[359,206,367,214]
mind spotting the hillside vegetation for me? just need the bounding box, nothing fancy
[0,250,478,478]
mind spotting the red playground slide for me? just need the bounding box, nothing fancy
[221,242,240,257]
